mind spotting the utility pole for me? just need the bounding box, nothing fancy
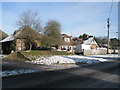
[107,18,110,54]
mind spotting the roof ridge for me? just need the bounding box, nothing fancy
[14,26,25,39]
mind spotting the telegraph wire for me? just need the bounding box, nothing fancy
[108,0,114,18]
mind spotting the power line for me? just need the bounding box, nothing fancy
[108,0,114,18]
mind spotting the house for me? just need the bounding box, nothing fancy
[75,37,99,53]
[73,37,83,44]
[0,30,8,54]
[0,30,8,41]
[0,26,41,54]
[58,34,76,52]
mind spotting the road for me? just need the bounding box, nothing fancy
[2,58,119,88]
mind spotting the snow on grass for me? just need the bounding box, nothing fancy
[29,55,108,65]
[0,69,42,77]
[90,54,119,58]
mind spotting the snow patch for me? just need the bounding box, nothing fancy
[0,69,42,77]
[0,54,6,58]
[0,34,14,42]
[29,55,108,65]
[91,54,119,58]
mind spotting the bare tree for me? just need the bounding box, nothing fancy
[95,36,108,47]
[16,10,42,51]
[17,10,42,32]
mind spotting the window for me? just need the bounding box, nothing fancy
[64,38,70,42]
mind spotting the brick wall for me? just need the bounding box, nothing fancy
[15,39,26,51]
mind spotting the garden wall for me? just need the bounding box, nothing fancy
[83,49,117,55]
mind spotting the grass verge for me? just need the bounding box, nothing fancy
[4,50,73,61]
[5,52,30,61]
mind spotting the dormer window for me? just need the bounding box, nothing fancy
[64,38,70,42]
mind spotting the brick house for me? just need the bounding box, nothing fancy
[0,30,8,54]
[58,34,76,52]
[1,26,41,54]
[0,30,8,41]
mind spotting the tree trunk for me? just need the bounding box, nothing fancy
[29,43,32,51]
[50,45,52,50]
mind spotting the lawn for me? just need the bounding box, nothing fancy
[23,50,72,55]
[22,50,73,60]
[5,50,73,61]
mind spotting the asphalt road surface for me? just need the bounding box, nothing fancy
[2,59,119,88]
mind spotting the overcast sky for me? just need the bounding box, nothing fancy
[1,2,118,38]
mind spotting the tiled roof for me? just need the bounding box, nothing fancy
[0,30,8,40]
[0,26,41,43]
[61,34,72,38]
[0,27,24,42]
[61,34,75,46]
[0,34,14,42]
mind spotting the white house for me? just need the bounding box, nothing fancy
[75,37,99,53]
